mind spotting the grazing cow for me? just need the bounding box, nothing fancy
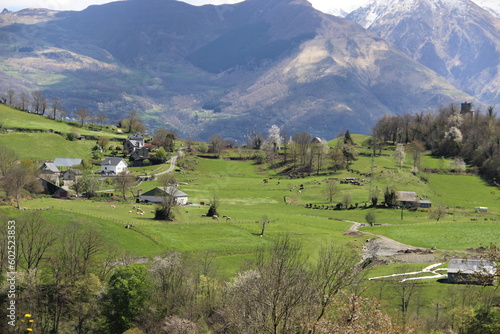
[226,217,232,221]
[212,215,219,220]
[110,205,116,209]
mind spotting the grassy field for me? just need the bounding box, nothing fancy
[0,104,126,138]
[0,132,95,160]
[1,123,499,320]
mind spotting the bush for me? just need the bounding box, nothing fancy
[66,132,77,141]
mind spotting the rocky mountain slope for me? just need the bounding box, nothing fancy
[347,0,500,107]
[0,0,475,140]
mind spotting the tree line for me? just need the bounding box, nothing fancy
[371,103,499,181]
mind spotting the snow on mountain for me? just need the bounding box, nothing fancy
[473,0,500,17]
[346,0,500,106]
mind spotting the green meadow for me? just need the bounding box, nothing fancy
[1,107,499,321]
[0,104,125,138]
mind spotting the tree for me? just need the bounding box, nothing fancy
[120,110,146,134]
[2,161,40,208]
[76,108,90,127]
[428,203,446,221]
[394,143,406,169]
[315,140,329,175]
[225,236,313,334]
[365,210,376,226]
[259,215,270,236]
[105,264,151,334]
[341,193,352,209]
[73,170,101,197]
[153,147,168,164]
[389,269,421,326]
[153,128,176,152]
[369,187,380,207]
[32,90,47,115]
[311,245,360,328]
[18,212,56,270]
[154,173,178,221]
[19,91,29,110]
[51,98,63,120]
[97,136,111,152]
[384,187,397,207]
[408,140,425,170]
[343,130,354,145]
[292,132,312,169]
[114,171,136,200]
[209,135,223,158]
[0,145,18,177]
[324,180,339,203]
[6,88,15,106]
[206,193,220,217]
[263,124,283,156]
[247,131,264,150]
[96,113,108,129]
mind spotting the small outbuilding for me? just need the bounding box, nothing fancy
[39,178,68,198]
[448,259,497,285]
[62,168,83,182]
[140,187,188,205]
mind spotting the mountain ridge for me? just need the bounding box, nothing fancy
[0,0,479,140]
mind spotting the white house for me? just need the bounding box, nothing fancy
[101,158,128,175]
[140,187,188,205]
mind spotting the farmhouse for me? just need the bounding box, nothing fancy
[140,187,188,205]
[396,191,418,207]
[396,191,432,208]
[39,162,60,185]
[101,158,128,175]
[123,133,145,154]
[448,259,497,285]
[39,162,60,174]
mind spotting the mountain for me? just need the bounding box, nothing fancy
[0,0,475,140]
[474,0,500,18]
[347,0,500,107]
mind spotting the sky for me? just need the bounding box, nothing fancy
[2,0,369,14]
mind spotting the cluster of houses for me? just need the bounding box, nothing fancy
[123,132,150,166]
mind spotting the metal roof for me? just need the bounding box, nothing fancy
[142,186,188,198]
[54,158,82,167]
[448,259,497,275]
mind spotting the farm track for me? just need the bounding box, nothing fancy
[346,221,436,261]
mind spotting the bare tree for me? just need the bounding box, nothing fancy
[51,98,63,120]
[225,236,313,333]
[18,212,57,270]
[428,203,446,221]
[32,90,47,115]
[324,180,339,203]
[18,91,29,110]
[2,162,40,208]
[6,88,15,105]
[292,132,312,169]
[0,145,18,177]
[311,245,360,327]
[114,171,136,200]
[76,108,90,127]
[96,112,108,129]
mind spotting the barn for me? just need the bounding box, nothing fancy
[140,187,188,205]
[448,259,497,285]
